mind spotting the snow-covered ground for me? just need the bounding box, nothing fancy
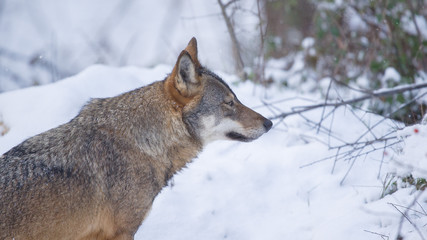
[0,63,426,240]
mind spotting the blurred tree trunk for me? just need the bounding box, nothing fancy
[217,0,246,80]
[264,0,316,57]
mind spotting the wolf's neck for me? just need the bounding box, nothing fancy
[127,88,203,184]
[134,127,202,188]
[89,83,203,185]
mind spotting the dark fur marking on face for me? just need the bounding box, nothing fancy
[226,132,253,142]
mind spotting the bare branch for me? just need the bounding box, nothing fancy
[254,0,266,85]
[270,82,427,120]
[217,0,246,79]
[224,0,238,9]
[377,140,388,179]
[316,77,334,134]
[391,191,427,240]
[340,147,364,185]
[363,229,390,240]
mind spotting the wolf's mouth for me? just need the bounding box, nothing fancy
[226,132,254,142]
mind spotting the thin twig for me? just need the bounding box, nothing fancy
[377,140,388,179]
[270,82,427,120]
[391,190,427,240]
[340,147,364,185]
[316,77,334,134]
[364,229,390,240]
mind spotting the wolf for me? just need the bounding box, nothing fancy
[0,37,272,240]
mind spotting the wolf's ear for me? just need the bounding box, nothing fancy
[166,50,202,106]
[175,51,201,97]
[184,37,200,67]
[165,38,203,106]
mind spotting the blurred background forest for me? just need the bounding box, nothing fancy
[0,0,426,124]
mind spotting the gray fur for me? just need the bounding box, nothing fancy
[0,37,271,240]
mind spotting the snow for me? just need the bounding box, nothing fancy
[1,64,426,240]
[382,67,402,86]
[301,37,315,49]
[402,12,427,40]
[0,64,170,152]
[345,6,368,33]
[392,124,427,179]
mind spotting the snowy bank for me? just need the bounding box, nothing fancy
[0,65,426,240]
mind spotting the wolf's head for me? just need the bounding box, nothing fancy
[165,37,272,145]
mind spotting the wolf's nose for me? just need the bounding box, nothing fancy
[263,119,273,132]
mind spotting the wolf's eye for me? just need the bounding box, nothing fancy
[225,100,234,107]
